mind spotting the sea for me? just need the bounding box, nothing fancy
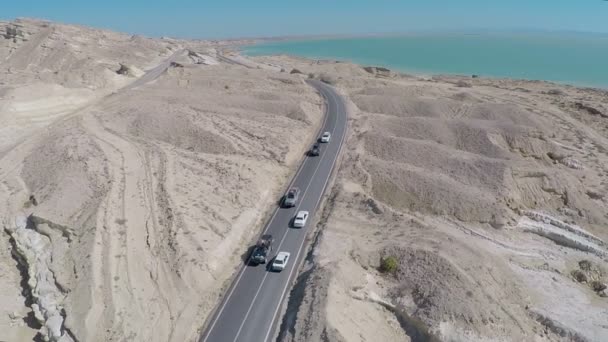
[242,32,608,88]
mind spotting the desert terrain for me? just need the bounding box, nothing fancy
[251,56,608,341]
[1,17,608,342]
[0,18,321,342]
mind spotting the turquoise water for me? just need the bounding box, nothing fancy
[243,33,608,88]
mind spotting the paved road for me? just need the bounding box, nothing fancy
[215,53,251,68]
[121,49,185,91]
[215,52,270,70]
[200,80,348,342]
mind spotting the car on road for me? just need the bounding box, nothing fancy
[293,210,309,228]
[271,251,290,271]
[320,131,331,143]
[283,187,300,208]
[250,234,274,264]
[309,143,320,156]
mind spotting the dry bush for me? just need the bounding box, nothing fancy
[380,256,399,274]
[571,269,587,283]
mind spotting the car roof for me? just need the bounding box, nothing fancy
[276,251,290,259]
[296,211,308,218]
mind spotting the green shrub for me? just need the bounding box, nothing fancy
[380,256,398,274]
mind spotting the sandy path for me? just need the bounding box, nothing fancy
[81,110,175,340]
[5,25,52,70]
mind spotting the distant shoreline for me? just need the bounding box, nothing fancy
[236,53,608,92]
[231,29,608,44]
[242,50,608,92]
[240,33,608,90]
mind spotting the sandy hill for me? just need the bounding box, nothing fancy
[0,18,185,153]
[0,19,321,342]
[253,55,608,342]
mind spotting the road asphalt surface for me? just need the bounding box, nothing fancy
[215,53,251,68]
[200,80,348,342]
[122,49,185,91]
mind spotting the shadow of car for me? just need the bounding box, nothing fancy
[308,143,320,156]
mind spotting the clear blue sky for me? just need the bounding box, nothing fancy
[2,0,607,38]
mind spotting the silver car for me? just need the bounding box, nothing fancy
[283,188,300,208]
[320,131,331,143]
[293,211,309,228]
[272,251,291,271]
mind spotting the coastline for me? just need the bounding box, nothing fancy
[239,49,608,92]
[239,33,608,90]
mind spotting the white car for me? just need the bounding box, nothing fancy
[293,210,309,228]
[272,251,291,271]
[320,132,331,143]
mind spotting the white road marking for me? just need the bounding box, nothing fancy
[262,83,347,342]
[201,86,331,342]
[201,81,346,342]
[232,123,333,342]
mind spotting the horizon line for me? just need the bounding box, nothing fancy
[3,16,608,41]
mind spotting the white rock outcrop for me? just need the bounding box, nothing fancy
[7,215,74,342]
[519,211,606,257]
[560,157,583,170]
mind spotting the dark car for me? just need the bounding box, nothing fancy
[309,143,320,156]
[250,234,274,264]
[283,187,300,208]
